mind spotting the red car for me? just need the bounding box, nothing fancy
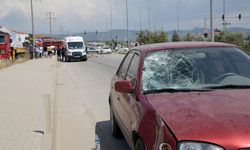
[109,42,250,150]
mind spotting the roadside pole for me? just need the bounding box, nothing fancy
[210,0,214,42]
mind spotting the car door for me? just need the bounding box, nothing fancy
[118,52,141,137]
[111,52,134,135]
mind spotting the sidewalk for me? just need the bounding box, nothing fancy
[0,57,57,150]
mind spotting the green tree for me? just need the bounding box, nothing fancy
[136,30,168,44]
[172,30,181,42]
[159,30,168,42]
[244,40,250,52]
[215,32,245,47]
[183,33,193,41]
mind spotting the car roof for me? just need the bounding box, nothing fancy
[134,42,236,54]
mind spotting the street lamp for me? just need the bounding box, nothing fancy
[176,0,182,34]
[210,0,214,42]
[126,0,129,47]
[223,0,226,31]
[139,4,142,32]
[148,0,151,31]
[110,0,113,41]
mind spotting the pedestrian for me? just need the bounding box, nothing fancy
[47,47,52,58]
[29,43,33,59]
[43,46,48,58]
[61,46,65,61]
[57,47,61,61]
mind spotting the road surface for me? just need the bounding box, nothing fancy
[55,54,130,150]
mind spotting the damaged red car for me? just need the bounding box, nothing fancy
[109,42,250,150]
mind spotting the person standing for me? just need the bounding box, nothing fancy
[29,43,33,59]
[57,47,61,61]
[43,46,48,58]
[61,46,65,61]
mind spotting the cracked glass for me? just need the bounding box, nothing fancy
[141,47,250,93]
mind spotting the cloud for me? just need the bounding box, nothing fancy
[0,0,249,34]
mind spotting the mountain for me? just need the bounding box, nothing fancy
[53,27,250,42]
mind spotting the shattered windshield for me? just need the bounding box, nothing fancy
[68,42,83,49]
[141,47,250,93]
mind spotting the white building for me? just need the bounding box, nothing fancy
[9,29,29,48]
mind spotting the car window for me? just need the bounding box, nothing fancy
[117,52,134,79]
[126,53,140,87]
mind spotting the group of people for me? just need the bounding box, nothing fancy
[28,44,65,60]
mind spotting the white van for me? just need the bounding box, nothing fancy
[64,36,87,61]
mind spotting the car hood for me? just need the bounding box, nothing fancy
[146,89,250,147]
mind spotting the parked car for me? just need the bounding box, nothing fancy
[109,42,250,150]
[100,46,112,54]
[87,47,100,54]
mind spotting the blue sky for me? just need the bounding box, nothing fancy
[0,0,249,34]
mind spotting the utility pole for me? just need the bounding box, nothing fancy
[148,0,151,31]
[45,12,56,39]
[210,0,214,42]
[139,4,142,32]
[223,0,226,31]
[177,0,180,33]
[125,0,129,47]
[105,17,108,42]
[204,18,208,33]
[110,0,113,47]
[59,26,64,37]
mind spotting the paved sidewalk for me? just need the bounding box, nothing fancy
[0,57,56,150]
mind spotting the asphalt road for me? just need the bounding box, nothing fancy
[56,53,130,150]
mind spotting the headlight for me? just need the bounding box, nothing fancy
[178,141,223,150]
[67,51,72,55]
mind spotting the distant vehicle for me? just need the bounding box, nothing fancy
[0,27,12,60]
[96,46,102,53]
[87,47,99,54]
[109,42,250,150]
[9,29,29,59]
[64,36,87,61]
[43,39,64,51]
[122,46,129,51]
[100,46,112,54]
[86,42,105,53]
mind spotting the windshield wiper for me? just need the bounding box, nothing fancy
[143,88,211,94]
[203,85,250,90]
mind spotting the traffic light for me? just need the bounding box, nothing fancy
[222,14,225,21]
[96,30,98,34]
[84,31,86,35]
[239,14,242,20]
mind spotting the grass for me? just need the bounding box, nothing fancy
[0,54,29,70]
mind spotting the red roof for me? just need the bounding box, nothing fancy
[9,29,28,35]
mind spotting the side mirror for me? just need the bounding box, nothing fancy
[115,80,133,93]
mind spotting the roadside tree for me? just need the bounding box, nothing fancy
[172,30,181,42]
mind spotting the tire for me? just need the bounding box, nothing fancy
[65,56,69,62]
[135,138,145,150]
[110,106,122,138]
[83,56,88,61]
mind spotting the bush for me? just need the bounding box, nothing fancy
[172,30,181,42]
[215,32,245,47]
[137,30,168,44]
